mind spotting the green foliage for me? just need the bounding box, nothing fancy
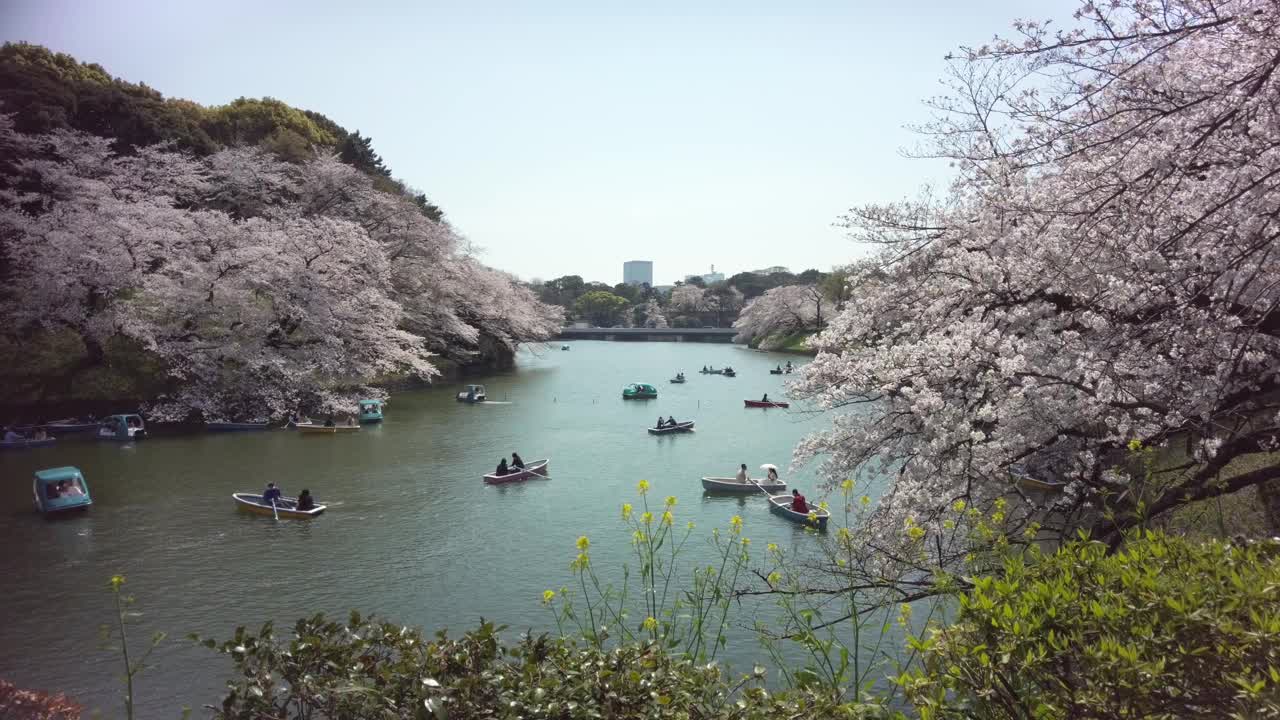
[900,531,1280,719]
[574,290,630,327]
[199,612,891,719]
[337,130,391,177]
[101,575,167,720]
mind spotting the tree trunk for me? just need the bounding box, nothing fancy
[1256,478,1280,536]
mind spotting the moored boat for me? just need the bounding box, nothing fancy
[701,476,786,493]
[358,399,385,424]
[1010,465,1067,492]
[232,492,326,519]
[1,437,56,450]
[33,467,92,515]
[457,384,487,403]
[769,369,784,375]
[622,383,658,399]
[43,419,100,433]
[206,421,269,432]
[297,423,360,434]
[767,494,829,530]
[648,421,695,435]
[744,400,789,409]
[483,458,550,484]
[97,414,146,441]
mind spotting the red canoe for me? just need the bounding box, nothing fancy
[744,400,789,409]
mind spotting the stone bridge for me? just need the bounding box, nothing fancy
[556,327,738,343]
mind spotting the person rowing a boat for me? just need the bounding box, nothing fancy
[736,463,749,484]
[790,488,809,513]
[262,482,283,506]
[666,415,677,428]
[511,452,525,469]
[296,489,316,511]
[761,393,769,403]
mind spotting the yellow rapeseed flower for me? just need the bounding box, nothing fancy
[661,510,673,526]
[1127,438,1143,452]
[576,535,590,551]
[632,529,646,545]
[907,525,926,540]
[665,495,677,508]
[730,515,743,534]
[642,616,658,632]
[952,499,966,512]
[741,537,750,547]
[860,495,871,506]
[767,571,781,585]
[110,574,126,590]
[687,521,696,530]
[807,511,818,522]
[818,501,829,511]
[622,503,633,520]
[837,527,852,542]
[542,589,556,604]
[642,511,654,525]
[637,479,650,495]
[841,479,854,494]
[767,542,779,554]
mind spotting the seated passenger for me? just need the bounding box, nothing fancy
[656,416,665,429]
[790,489,809,513]
[3,428,21,442]
[767,467,779,483]
[62,481,83,497]
[496,458,509,475]
[511,452,525,469]
[736,463,749,484]
[323,417,336,427]
[296,489,316,511]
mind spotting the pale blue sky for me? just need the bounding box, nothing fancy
[2,0,1073,285]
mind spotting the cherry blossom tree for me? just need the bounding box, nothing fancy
[733,284,825,348]
[793,0,1280,562]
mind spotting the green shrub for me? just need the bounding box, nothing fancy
[199,613,893,719]
[900,531,1280,719]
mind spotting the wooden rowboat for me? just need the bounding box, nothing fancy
[1010,467,1067,492]
[43,421,99,433]
[769,369,784,374]
[483,459,550,485]
[297,424,360,434]
[669,377,686,383]
[648,421,695,435]
[701,476,786,494]
[1,438,56,451]
[744,400,789,409]
[767,494,829,530]
[206,422,269,432]
[233,492,326,519]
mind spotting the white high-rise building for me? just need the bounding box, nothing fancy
[623,260,653,286]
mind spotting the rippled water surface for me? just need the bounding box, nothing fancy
[0,341,883,714]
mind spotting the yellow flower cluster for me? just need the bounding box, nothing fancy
[642,511,654,525]
[621,503,633,520]
[576,535,590,551]
[542,589,556,604]
[664,495,677,508]
[637,479,650,495]
[730,515,743,534]
[661,510,674,526]
[642,616,658,632]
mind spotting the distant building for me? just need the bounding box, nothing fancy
[751,265,791,276]
[684,264,725,285]
[623,260,653,286]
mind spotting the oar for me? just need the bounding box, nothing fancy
[271,498,279,521]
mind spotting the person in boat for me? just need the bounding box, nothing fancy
[262,482,283,506]
[511,452,525,469]
[767,467,779,483]
[323,416,335,427]
[495,457,509,475]
[346,415,357,427]
[296,489,315,511]
[61,480,83,497]
[656,416,666,429]
[466,387,476,401]
[667,415,676,427]
[785,361,794,373]
[33,428,47,440]
[702,365,708,372]
[736,463,750,484]
[776,365,782,373]
[762,393,769,403]
[790,488,809,513]
[3,427,20,442]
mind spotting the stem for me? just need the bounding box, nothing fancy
[114,590,134,720]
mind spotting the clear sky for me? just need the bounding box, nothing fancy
[2,0,1074,285]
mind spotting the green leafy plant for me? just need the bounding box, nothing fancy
[100,575,167,720]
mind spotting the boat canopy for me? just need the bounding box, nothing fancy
[358,399,383,409]
[627,383,657,393]
[105,414,143,427]
[464,384,486,393]
[35,467,82,484]
[34,466,91,513]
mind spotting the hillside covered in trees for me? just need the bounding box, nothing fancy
[0,43,561,421]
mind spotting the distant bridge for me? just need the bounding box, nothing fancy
[556,327,738,343]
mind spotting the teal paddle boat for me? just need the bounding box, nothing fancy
[622,383,658,399]
[97,414,145,441]
[33,467,92,515]
[358,399,385,424]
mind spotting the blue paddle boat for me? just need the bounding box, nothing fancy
[358,399,385,424]
[97,414,146,441]
[33,467,92,515]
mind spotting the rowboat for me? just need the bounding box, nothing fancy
[358,399,385,424]
[622,383,658,399]
[457,384,487,403]
[649,421,694,435]
[483,459,550,484]
[1010,466,1067,492]
[206,422,269,432]
[700,368,724,375]
[297,424,360,434]
[701,476,786,493]
[723,369,737,377]
[744,400,789,409]
[98,414,146,441]
[232,493,326,519]
[769,369,784,374]
[33,467,92,515]
[43,420,99,433]
[561,345,570,350]
[669,377,686,384]
[767,494,829,530]
[1,437,56,450]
